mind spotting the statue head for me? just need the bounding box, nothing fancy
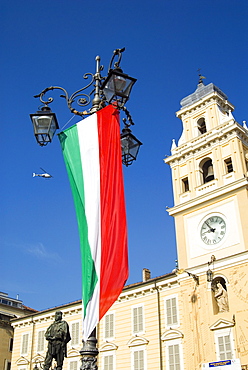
[55,311,63,322]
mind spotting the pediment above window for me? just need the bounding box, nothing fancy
[99,342,118,352]
[31,354,45,364]
[161,329,183,341]
[16,357,30,365]
[67,348,80,357]
[127,336,149,347]
[210,318,235,331]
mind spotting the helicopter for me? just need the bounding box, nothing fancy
[33,168,53,178]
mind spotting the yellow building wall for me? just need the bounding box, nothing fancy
[10,263,248,370]
[11,304,83,370]
[0,325,13,370]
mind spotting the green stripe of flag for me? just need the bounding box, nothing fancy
[59,126,98,317]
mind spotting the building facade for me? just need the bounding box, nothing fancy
[10,80,248,370]
[0,292,36,370]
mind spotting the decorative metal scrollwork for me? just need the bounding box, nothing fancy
[108,47,125,72]
[34,71,101,116]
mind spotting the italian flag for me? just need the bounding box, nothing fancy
[58,105,128,341]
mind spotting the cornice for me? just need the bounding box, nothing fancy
[11,302,82,327]
[165,121,248,167]
[117,276,179,303]
[167,177,248,216]
[176,92,234,119]
[175,250,248,279]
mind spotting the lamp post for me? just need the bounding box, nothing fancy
[30,48,142,166]
[30,48,141,370]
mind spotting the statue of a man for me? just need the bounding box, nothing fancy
[43,311,71,370]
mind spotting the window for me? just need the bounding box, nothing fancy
[71,322,80,346]
[104,313,114,340]
[21,333,29,355]
[197,118,207,135]
[103,355,114,370]
[133,349,145,370]
[69,361,78,370]
[214,328,234,361]
[224,158,233,173]
[9,337,13,352]
[168,344,181,370]
[182,177,189,192]
[218,335,232,360]
[165,297,178,327]
[37,331,45,352]
[132,306,144,334]
[4,360,11,370]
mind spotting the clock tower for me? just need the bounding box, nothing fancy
[165,79,248,270]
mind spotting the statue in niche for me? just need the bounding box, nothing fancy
[43,311,71,370]
[214,282,229,312]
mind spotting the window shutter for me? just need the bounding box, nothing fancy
[166,298,178,326]
[134,350,144,370]
[69,361,77,370]
[71,322,80,346]
[21,334,29,355]
[104,355,113,370]
[168,344,180,370]
[133,306,143,334]
[218,335,232,360]
[105,314,114,339]
[37,331,45,352]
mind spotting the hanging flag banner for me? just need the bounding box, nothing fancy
[59,105,128,341]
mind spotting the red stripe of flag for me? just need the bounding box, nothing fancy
[97,105,128,320]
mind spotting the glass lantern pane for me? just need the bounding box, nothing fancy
[129,142,140,159]
[122,80,134,98]
[48,117,58,140]
[113,75,126,92]
[121,136,130,154]
[103,85,115,103]
[33,115,53,134]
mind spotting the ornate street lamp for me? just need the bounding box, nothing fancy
[121,117,142,167]
[101,48,137,108]
[30,48,141,165]
[30,106,59,146]
[207,268,213,282]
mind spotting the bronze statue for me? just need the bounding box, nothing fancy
[43,311,71,370]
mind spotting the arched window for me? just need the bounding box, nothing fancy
[199,158,214,184]
[197,118,207,135]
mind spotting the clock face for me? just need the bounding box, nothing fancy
[200,215,226,245]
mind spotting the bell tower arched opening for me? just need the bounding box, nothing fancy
[197,117,207,135]
[199,158,214,184]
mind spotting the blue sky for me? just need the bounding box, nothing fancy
[1,0,248,311]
